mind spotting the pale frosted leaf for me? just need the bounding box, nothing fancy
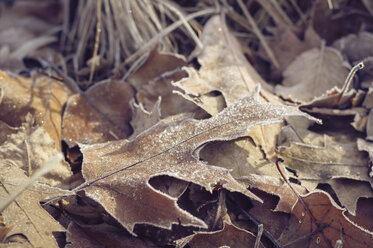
[276,47,350,103]
[79,87,311,233]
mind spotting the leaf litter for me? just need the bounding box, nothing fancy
[1,1,373,247]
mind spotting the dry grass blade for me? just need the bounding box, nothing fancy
[0,153,63,212]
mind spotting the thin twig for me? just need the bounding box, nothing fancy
[0,154,64,212]
[254,224,264,248]
[89,0,102,84]
[227,196,282,248]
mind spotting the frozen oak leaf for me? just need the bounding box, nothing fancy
[78,87,312,233]
[275,46,350,103]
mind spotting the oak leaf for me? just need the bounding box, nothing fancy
[279,190,373,247]
[78,87,311,233]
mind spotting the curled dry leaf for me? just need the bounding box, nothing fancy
[0,162,72,248]
[79,87,312,233]
[62,79,134,147]
[176,221,263,248]
[238,174,307,213]
[280,190,373,248]
[129,98,161,139]
[275,46,350,103]
[0,119,71,186]
[128,49,198,118]
[0,71,71,151]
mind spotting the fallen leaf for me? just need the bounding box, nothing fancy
[0,118,71,186]
[62,79,134,147]
[278,129,370,186]
[176,221,262,248]
[237,174,307,213]
[66,222,152,248]
[279,190,373,247]
[79,87,311,233]
[0,162,71,248]
[128,50,198,117]
[275,46,350,103]
[173,15,283,159]
[278,122,373,214]
[258,25,321,79]
[173,15,277,115]
[0,71,71,151]
[129,98,161,139]
[311,0,373,44]
[346,198,373,233]
[333,32,373,63]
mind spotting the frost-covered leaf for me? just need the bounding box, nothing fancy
[0,162,71,248]
[79,87,311,233]
[62,79,133,147]
[276,46,350,103]
[279,190,373,247]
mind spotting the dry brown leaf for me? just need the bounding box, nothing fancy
[173,15,277,115]
[357,138,373,178]
[275,46,350,103]
[0,119,71,186]
[62,79,134,147]
[279,190,373,247]
[322,179,373,215]
[0,162,71,248]
[258,25,321,78]
[129,98,161,139]
[176,221,262,248]
[200,137,274,178]
[66,222,152,248]
[278,123,373,214]
[278,133,370,184]
[346,198,373,233]
[0,71,71,151]
[311,0,373,44]
[238,174,307,213]
[128,50,198,117]
[173,15,283,159]
[78,87,312,233]
[333,32,373,63]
